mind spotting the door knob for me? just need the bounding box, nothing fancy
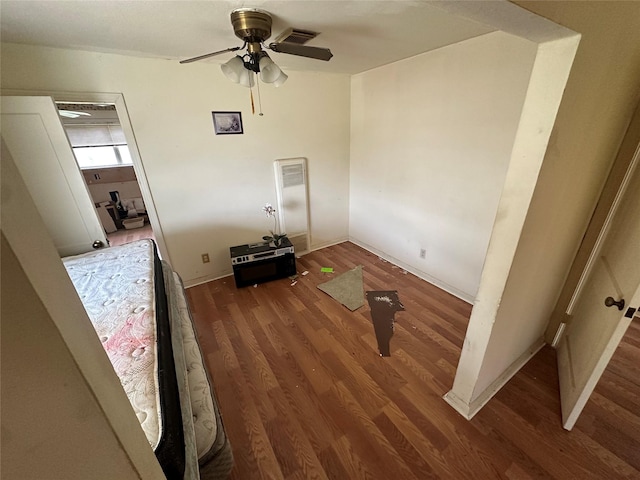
[604,296,625,311]
[92,240,105,249]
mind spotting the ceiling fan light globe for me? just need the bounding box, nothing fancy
[221,56,244,83]
[258,55,274,69]
[238,69,256,88]
[259,56,280,83]
[272,71,288,87]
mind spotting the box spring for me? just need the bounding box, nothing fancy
[168,267,233,478]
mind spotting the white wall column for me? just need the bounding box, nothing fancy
[444,35,580,418]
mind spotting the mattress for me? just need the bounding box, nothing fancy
[63,240,185,479]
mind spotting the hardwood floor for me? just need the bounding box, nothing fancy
[106,223,155,247]
[186,242,640,479]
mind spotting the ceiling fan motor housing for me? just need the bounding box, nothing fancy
[179,6,332,66]
[231,8,272,43]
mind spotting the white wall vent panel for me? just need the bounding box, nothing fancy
[282,164,304,188]
[274,158,310,254]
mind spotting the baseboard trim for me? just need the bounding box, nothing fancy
[348,237,474,304]
[184,272,233,289]
[310,237,349,253]
[183,236,471,298]
[444,337,546,420]
[443,391,474,420]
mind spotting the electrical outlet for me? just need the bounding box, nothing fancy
[419,248,426,259]
[201,253,210,264]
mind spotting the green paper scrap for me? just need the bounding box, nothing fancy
[321,267,334,273]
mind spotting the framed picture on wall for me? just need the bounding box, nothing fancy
[212,111,243,135]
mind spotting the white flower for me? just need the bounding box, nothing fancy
[263,203,276,218]
[261,202,287,245]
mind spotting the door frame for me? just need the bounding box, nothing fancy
[565,143,640,315]
[1,89,170,264]
[546,102,640,345]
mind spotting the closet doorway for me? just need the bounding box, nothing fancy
[57,102,155,247]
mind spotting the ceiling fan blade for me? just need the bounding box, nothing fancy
[268,42,333,61]
[180,46,242,64]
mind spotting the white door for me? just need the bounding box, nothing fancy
[1,96,106,256]
[557,151,640,430]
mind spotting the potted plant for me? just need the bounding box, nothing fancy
[262,203,288,247]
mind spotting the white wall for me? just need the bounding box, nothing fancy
[446,35,580,417]
[349,31,537,301]
[0,43,351,285]
[511,0,640,343]
[438,1,639,418]
[470,1,640,394]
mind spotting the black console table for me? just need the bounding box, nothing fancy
[230,238,296,288]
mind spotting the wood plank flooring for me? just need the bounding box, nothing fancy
[186,241,640,479]
[106,223,155,246]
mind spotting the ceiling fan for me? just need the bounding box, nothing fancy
[180,8,333,87]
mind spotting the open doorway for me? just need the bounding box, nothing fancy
[56,102,156,247]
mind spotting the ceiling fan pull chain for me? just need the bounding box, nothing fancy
[256,74,264,116]
[249,74,256,115]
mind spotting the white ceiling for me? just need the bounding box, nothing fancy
[0,0,497,74]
